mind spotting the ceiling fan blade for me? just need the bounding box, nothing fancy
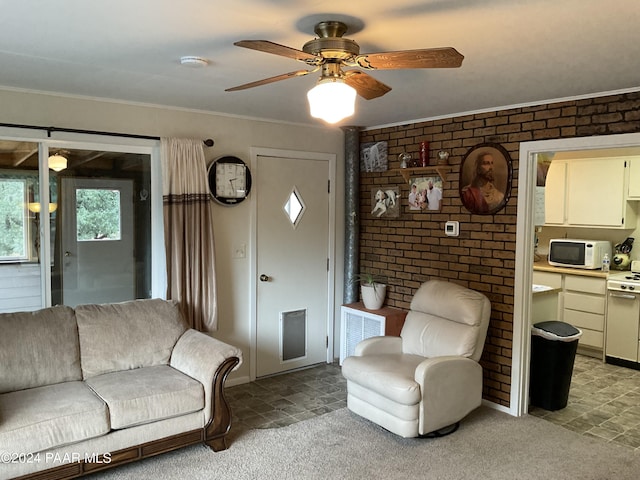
[234,40,318,62]
[225,70,314,92]
[355,47,464,70]
[343,71,392,100]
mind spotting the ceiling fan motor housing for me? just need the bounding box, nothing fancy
[303,37,360,59]
[303,21,360,60]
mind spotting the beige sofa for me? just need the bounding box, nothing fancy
[0,299,242,480]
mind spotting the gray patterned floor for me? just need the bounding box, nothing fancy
[226,363,346,437]
[530,354,640,451]
[227,355,640,451]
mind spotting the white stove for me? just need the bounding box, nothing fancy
[606,269,640,368]
[607,271,640,292]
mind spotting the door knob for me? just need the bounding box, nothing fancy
[64,251,71,257]
[260,274,270,282]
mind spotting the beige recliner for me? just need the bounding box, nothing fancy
[341,279,491,438]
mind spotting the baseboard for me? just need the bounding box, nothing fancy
[482,399,512,415]
[225,375,251,387]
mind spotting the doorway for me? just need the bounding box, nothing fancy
[513,132,640,417]
[252,148,336,379]
[60,178,135,307]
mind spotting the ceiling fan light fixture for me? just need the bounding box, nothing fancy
[307,78,356,124]
[48,154,67,172]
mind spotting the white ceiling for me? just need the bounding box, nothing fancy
[1,0,639,128]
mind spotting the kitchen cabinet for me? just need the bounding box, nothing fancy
[532,268,607,354]
[545,157,636,228]
[544,161,566,225]
[563,275,607,351]
[628,157,640,200]
[532,285,560,324]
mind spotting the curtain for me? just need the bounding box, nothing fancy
[161,138,217,331]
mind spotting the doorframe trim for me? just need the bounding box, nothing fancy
[249,147,336,381]
[513,132,640,417]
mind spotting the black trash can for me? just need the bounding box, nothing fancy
[529,320,582,411]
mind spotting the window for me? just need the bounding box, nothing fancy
[0,178,28,261]
[76,188,121,241]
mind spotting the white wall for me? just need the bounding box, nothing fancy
[0,88,346,382]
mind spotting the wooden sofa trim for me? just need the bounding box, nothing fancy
[15,356,241,480]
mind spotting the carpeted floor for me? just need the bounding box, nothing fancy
[90,406,640,480]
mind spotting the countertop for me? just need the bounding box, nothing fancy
[532,284,561,296]
[533,260,609,278]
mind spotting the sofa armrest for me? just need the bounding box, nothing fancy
[170,329,242,449]
[354,336,402,356]
[414,356,482,434]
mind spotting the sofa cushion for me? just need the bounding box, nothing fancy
[0,306,81,393]
[86,365,204,429]
[76,298,188,378]
[0,381,109,455]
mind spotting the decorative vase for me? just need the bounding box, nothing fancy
[361,284,387,310]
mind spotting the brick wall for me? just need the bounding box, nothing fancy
[358,91,640,407]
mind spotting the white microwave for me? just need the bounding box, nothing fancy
[548,239,612,269]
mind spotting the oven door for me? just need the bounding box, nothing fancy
[605,290,640,363]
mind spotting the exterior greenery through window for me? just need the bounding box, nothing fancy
[76,188,121,241]
[0,179,27,260]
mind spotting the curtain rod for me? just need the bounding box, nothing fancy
[0,122,214,147]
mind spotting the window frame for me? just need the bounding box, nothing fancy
[0,177,29,262]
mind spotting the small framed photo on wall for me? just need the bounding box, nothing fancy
[459,143,512,215]
[408,175,443,212]
[370,186,400,218]
[360,141,388,172]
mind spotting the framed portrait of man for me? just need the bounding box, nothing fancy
[459,143,512,215]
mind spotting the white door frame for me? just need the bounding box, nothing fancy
[512,131,640,416]
[249,147,336,381]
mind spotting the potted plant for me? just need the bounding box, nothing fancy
[350,272,387,310]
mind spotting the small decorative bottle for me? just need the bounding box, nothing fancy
[602,253,610,272]
[420,142,429,167]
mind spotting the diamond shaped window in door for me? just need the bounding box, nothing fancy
[283,187,306,229]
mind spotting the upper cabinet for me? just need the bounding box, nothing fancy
[544,161,566,225]
[629,157,640,200]
[545,156,637,229]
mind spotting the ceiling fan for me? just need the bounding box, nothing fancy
[225,20,464,122]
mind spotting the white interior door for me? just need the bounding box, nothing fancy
[61,178,134,307]
[256,154,330,377]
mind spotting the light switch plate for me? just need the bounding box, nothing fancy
[445,221,459,237]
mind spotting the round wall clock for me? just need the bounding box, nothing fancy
[207,156,252,205]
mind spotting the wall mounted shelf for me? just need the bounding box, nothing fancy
[393,166,451,183]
